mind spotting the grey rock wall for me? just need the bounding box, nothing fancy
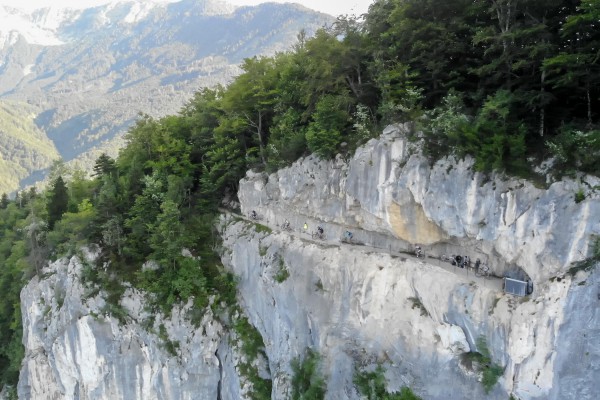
[240,125,600,285]
[17,125,600,400]
[17,250,233,400]
[549,267,600,400]
[233,125,600,399]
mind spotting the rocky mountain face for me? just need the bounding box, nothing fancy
[19,250,228,399]
[18,126,600,399]
[0,0,332,191]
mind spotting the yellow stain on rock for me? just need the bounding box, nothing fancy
[389,201,447,245]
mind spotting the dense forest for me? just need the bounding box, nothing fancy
[0,0,598,395]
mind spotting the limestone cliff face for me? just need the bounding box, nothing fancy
[17,250,235,400]
[240,125,599,285]
[232,125,600,399]
[17,125,599,399]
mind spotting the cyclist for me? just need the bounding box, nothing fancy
[316,226,324,239]
[415,245,422,258]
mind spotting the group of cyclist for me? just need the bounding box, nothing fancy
[250,211,339,241]
[444,254,488,275]
[412,245,491,276]
[250,211,488,274]
[451,254,475,269]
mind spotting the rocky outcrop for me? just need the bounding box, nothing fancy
[17,250,231,400]
[240,125,600,285]
[232,125,600,399]
[17,125,600,399]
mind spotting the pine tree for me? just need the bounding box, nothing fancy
[47,176,69,230]
[92,153,117,178]
[0,193,8,209]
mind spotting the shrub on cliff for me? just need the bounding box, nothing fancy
[291,348,326,399]
[354,364,422,400]
[460,337,504,393]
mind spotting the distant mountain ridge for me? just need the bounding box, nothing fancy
[0,0,333,193]
[0,1,237,49]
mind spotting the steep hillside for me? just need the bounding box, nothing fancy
[17,126,600,399]
[0,0,333,192]
[4,0,599,397]
[232,124,600,399]
[0,100,59,194]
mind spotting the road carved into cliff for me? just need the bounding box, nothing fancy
[222,209,504,292]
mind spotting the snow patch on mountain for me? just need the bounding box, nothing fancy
[0,6,64,48]
[30,6,80,31]
[122,2,156,23]
[0,1,237,47]
[23,64,34,76]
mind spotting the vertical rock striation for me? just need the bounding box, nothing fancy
[17,125,600,399]
[18,250,228,400]
[232,124,600,399]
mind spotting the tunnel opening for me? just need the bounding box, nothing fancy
[503,265,533,296]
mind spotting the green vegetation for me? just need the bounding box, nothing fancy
[0,100,60,194]
[461,337,504,393]
[273,258,290,283]
[259,245,269,257]
[373,0,599,177]
[232,313,272,399]
[158,323,180,357]
[0,198,31,388]
[489,297,501,316]
[253,223,273,235]
[291,348,326,400]
[315,279,324,292]
[354,364,422,400]
[568,236,600,276]
[407,296,429,317]
[574,188,586,203]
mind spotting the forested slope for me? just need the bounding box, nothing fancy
[0,101,59,194]
[0,0,599,395]
[0,0,334,193]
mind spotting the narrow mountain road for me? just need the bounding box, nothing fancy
[222,209,505,292]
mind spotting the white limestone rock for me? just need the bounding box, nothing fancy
[17,125,600,400]
[234,127,600,399]
[18,255,230,400]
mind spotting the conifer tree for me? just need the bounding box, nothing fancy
[47,176,69,230]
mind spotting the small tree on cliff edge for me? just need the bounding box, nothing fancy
[47,176,69,230]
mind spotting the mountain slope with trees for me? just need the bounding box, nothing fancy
[0,101,59,194]
[0,0,333,193]
[0,0,598,396]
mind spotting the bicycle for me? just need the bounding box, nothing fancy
[281,221,292,232]
[341,231,354,243]
[312,231,326,240]
[475,263,489,277]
